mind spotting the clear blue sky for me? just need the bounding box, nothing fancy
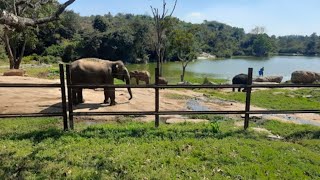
[59,0,320,36]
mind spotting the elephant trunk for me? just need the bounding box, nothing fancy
[125,73,133,100]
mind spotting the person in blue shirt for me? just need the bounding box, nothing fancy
[259,67,264,76]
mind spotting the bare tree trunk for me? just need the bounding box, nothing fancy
[3,29,15,69]
[181,65,186,82]
[14,36,27,69]
[151,0,177,77]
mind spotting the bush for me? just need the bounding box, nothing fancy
[0,45,8,62]
[42,44,65,57]
[39,56,62,64]
[22,54,39,64]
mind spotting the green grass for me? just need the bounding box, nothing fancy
[201,88,320,110]
[0,117,319,179]
[164,92,191,100]
[0,64,60,79]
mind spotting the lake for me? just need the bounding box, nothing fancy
[128,56,320,83]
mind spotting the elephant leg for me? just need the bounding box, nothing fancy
[78,88,84,103]
[72,88,78,105]
[232,87,235,92]
[238,88,241,92]
[109,87,116,106]
[104,88,110,104]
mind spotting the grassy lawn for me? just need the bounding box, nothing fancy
[0,117,319,179]
[200,88,320,110]
[0,63,60,80]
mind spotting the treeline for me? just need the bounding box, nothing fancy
[1,11,320,64]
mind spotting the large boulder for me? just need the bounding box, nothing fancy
[3,69,26,76]
[253,76,283,83]
[291,71,320,84]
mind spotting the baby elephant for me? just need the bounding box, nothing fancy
[158,77,168,85]
[232,73,248,92]
[129,70,151,85]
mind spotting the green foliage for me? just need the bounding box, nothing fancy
[252,34,273,56]
[62,44,76,62]
[0,118,319,179]
[201,88,320,110]
[0,45,8,62]
[42,44,65,57]
[38,56,61,64]
[3,11,319,66]
[92,15,108,32]
[22,54,39,64]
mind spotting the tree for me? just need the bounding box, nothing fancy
[250,26,266,35]
[170,29,198,82]
[0,0,76,69]
[252,34,272,57]
[305,33,319,55]
[92,15,107,32]
[150,0,177,76]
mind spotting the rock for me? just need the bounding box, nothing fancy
[253,76,283,83]
[3,69,26,76]
[197,52,216,60]
[291,71,320,84]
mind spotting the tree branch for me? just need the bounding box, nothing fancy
[0,0,76,29]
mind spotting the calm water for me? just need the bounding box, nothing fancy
[128,56,320,82]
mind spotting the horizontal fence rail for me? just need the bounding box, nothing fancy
[67,84,320,89]
[72,110,247,116]
[0,84,61,88]
[0,112,65,118]
[0,64,68,130]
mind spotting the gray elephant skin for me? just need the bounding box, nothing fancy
[70,58,133,105]
[232,74,248,92]
[129,70,151,85]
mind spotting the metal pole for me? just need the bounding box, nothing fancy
[59,64,68,130]
[155,67,160,127]
[244,68,253,130]
[66,65,74,130]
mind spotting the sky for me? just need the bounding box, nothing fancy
[59,0,320,36]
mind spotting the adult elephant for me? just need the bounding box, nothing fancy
[232,74,248,92]
[70,58,133,105]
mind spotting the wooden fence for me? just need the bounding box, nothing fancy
[0,64,68,130]
[1,64,320,130]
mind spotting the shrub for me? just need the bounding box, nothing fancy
[42,44,65,57]
[22,54,39,64]
[39,56,62,64]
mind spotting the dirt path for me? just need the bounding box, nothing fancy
[1,76,320,126]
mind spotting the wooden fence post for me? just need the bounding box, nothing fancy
[66,64,74,130]
[244,68,253,130]
[59,64,68,130]
[155,67,160,127]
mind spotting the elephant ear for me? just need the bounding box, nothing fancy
[112,64,120,75]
